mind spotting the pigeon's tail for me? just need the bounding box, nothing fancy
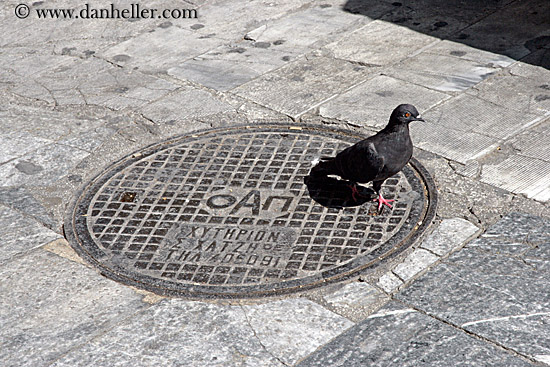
[310,157,338,177]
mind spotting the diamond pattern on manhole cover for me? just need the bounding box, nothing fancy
[64,124,437,298]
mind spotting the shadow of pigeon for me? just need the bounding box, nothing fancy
[304,169,376,209]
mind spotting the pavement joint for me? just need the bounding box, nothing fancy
[393,299,544,367]
[240,304,291,367]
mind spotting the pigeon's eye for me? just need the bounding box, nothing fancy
[404,112,411,118]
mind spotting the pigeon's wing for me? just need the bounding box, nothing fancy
[334,139,385,183]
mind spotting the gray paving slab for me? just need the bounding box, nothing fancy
[8,56,179,109]
[319,74,450,128]
[0,249,149,367]
[241,299,354,365]
[420,218,480,256]
[168,43,299,92]
[386,52,500,92]
[139,88,234,124]
[58,125,118,153]
[317,281,389,322]
[172,3,371,92]
[448,0,550,60]
[525,233,550,260]
[233,52,374,118]
[375,218,478,294]
[376,272,403,293]
[0,143,89,186]
[510,118,550,163]
[0,205,60,263]
[0,102,110,143]
[244,4,368,55]
[411,122,496,165]
[397,213,550,364]
[189,0,313,41]
[325,20,438,66]
[51,298,353,367]
[0,129,51,164]
[480,154,550,202]
[0,0,164,50]
[0,187,57,230]
[377,0,506,39]
[296,301,533,367]
[422,40,515,68]
[411,94,541,163]
[100,25,221,74]
[467,72,550,115]
[392,249,439,283]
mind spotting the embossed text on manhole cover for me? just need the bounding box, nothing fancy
[64,124,437,298]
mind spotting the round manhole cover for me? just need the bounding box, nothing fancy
[65,123,437,299]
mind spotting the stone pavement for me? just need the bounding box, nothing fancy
[1,0,549,366]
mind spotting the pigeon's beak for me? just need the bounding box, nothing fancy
[414,114,425,122]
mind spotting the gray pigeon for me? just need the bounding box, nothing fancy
[310,104,424,210]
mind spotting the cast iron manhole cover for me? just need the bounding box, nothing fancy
[65,124,436,299]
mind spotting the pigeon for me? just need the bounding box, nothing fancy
[310,104,424,210]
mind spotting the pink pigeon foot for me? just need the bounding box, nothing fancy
[347,183,366,202]
[374,192,394,211]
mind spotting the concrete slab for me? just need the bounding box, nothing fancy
[467,71,550,115]
[480,154,550,202]
[386,53,499,92]
[319,74,450,128]
[411,122,496,165]
[0,205,60,263]
[509,61,550,80]
[0,187,57,230]
[411,94,540,163]
[51,298,353,367]
[168,43,299,92]
[189,0,313,41]
[296,301,533,367]
[376,272,403,293]
[378,0,505,38]
[319,282,389,322]
[0,130,51,164]
[420,218,480,256]
[0,249,149,367]
[392,248,439,282]
[510,119,550,163]
[242,299,354,365]
[245,4,368,54]
[481,213,547,242]
[0,103,111,142]
[0,143,89,186]
[422,40,515,68]
[0,0,162,50]
[139,88,234,124]
[449,0,550,59]
[325,20,438,66]
[233,52,374,118]
[397,213,550,363]
[100,25,221,74]
[9,57,179,109]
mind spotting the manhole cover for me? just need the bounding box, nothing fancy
[65,123,437,299]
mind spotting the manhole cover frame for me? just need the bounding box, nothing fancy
[64,123,437,299]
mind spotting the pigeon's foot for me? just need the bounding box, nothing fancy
[347,183,367,202]
[374,193,394,211]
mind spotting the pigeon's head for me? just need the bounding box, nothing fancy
[390,104,425,125]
